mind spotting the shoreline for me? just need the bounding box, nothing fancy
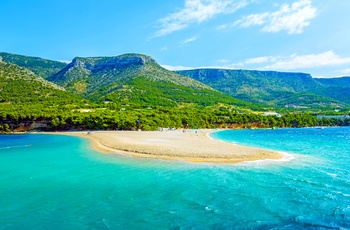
[56,129,284,164]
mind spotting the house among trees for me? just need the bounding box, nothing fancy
[262,112,282,117]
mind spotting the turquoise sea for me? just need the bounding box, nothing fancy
[0,128,349,229]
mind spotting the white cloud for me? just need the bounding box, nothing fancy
[208,51,350,76]
[340,69,350,75]
[234,0,317,34]
[217,59,231,63]
[58,60,71,64]
[216,24,228,30]
[161,64,195,71]
[182,36,198,44]
[224,56,277,68]
[244,56,276,64]
[163,63,241,70]
[155,0,252,37]
[162,51,350,77]
[262,51,350,70]
[160,46,168,51]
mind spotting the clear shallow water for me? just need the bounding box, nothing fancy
[0,128,349,229]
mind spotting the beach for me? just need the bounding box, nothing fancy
[61,130,283,164]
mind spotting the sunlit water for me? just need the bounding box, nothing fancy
[0,128,349,229]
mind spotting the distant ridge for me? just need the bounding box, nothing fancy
[176,68,349,107]
[315,76,350,86]
[313,77,350,104]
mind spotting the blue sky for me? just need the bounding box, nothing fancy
[1,0,349,78]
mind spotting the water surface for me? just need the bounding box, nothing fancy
[0,128,349,229]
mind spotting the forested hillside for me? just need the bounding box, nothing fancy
[176,69,349,108]
[0,52,67,79]
[0,61,90,120]
[48,54,254,108]
[0,62,77,104]
[313,77,350,103]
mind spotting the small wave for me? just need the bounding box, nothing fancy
[206,131,239,145]
[326,172,338,177]
[278,152,296,162]
[237,152,296,167]
[0,144,32,150]
[206,132,215,140]
[336,192,350,197]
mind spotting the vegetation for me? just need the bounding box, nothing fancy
[47,54,267,110]
[1,103,349,133]
[48,54,214,94]
[0,52,67,79]
[0,62,82,103]
[176,69,350,108]
[88,76,259,108]
[1,52,349,133]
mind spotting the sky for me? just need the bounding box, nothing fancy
[1,0,349,78]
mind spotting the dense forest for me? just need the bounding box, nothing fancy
[1,103,349,132]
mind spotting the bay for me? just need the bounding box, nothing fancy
[0,128,349,229]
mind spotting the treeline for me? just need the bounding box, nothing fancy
[1,105,349,132]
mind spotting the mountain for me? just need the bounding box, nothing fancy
[176,69,347,108]
[0,61,83,107]
[315,76,350,86]
[313,77,350,104]
[0,52,67,79]
[2,51,348,110]
[49,54,251,108]
[49,54,212,92]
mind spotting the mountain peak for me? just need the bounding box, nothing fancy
[70,53,157,69]
[49,53,213,99]
[117,53,157,64]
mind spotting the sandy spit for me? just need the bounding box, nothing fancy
[55,130,283,164]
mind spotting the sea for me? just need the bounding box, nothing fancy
[0,128,349,229]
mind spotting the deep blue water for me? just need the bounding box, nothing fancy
[0,128,349,229]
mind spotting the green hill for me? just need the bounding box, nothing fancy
[0,61,86,115]
[49,54,252,108]
[176,69,347,108]
[313,77,350,103]
[315,77,350,87]
[0,52,67,79]
[2,51,348,111]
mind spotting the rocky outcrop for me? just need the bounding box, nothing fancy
[68,54,157,71]
[48,53,210,97]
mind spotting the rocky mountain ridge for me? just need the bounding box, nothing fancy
[46,53,247,107]
[1,51,349,109]
[49,53,212,93]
